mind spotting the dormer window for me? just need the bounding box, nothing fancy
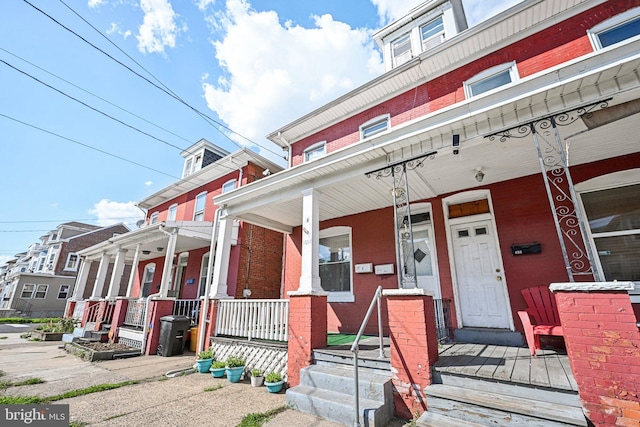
[222,179,237,193]
[304,142,326,162]
[589,7,640,50]
[421,16,444,51]
[360,115,390,140]
[464,62,519,98]
[392,33,412,67]
[183,158,193,178]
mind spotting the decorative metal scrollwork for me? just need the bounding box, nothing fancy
[484,100,610,282]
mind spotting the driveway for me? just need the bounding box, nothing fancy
[0,331,407,426]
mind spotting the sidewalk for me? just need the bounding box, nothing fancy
[0,332,406,426]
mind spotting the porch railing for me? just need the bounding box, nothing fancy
[85,302,100,323]
[102,299,116,326]
[215,299,289,342]
[173,299,201,326]
[123,298,147,328]
[84,299,117,326]
[434,298,453,342]
[13,298,32,316]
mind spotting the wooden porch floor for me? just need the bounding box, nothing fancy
[316,338,578,393]
[435,343,578,392]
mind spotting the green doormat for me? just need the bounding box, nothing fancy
[327,333,374,346]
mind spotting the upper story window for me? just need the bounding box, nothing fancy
[464,62,519,98]
[168,204,178,221]
[360,115,390,140]
[64,253,79,271]
[304,142,326,162]
[183,158,193,178]
[421,16,444,51]
[149,212,159,224]
[589,7,640,50]
[57,284,70,300]
[194,192,207,221]
[222,179,237,194]
[392,33,412,67]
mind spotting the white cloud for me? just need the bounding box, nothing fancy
[197,0,217,11]
[144,181,153,187]
[107,22,132,40]
[89,199,144,229]
[202,0,383,148]
[0,255,13,267]
[88,0,106,8]
[136,0,184,54]
[370,0,424,25]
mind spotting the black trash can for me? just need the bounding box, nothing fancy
[158,315,191,357]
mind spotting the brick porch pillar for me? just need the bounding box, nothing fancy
[108,298,130,343]
[145,298,174,355]
[64,301,76,319]
[551,282,640,427]
[287,293,327,387]
[196,298,218,355]
[384,289,439,420]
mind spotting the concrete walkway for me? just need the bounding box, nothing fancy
[0,332,409,426]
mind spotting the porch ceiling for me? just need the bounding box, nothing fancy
[78,221,213,262]
[217,47,640,234]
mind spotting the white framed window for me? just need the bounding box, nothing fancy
[589,7,640,50]
[149,212,159,224]
[392,33,412,67]
[420,16,444,51]
[64,253,79,271]
[183,157,193,178]
[193,192,207,221]
[20,284,35,299]
[168,204,178,221]
[57,285,70,300]
[304,142,326,162]
[464,62,519,98]
[360,115,390,140]
[199,253,213,298]
[578,169,640,281]
[141,263,156,297]
[222,179,237,194]
[34,284,48,299]
[319,226,354,303]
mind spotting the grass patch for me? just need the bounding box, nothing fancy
[0,370,5,377]
[158,376,169,381]
[204,384,222,392]
[0,318,60,324]
[0,336,8,339]
[0,377,45,389]
[69,421,88,427]
[238,406,286,427]
[0,380,139,405]
[104,413,131,421]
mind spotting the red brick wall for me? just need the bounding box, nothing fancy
[554,288,640,426]
[287,294,327,387]
[234,224,283,300]
[290,0,634,166]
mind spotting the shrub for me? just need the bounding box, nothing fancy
[197,349,214,360]
[210,361,226,369]
[225,356,245,368]
[265,372,282,383]
[250,369,262,377]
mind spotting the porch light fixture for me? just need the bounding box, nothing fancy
[142,250,151,255]
[157,247,164,252]
[475,167,485,183]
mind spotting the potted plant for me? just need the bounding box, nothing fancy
[195,348,214,373]
[250,368,264,387]
[264,371,284,393]
[225,355,245,383]
[210,361,226,378]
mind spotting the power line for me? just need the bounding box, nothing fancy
[0,218,141,224]
[0,112,180,179]
[23,0,286,160]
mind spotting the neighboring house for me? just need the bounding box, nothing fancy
[204,0,640,424]
[66,139,284,354]
[0,222,130,318]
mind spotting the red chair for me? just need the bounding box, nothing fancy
[517,286,564,356]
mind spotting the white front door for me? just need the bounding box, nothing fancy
[413,226,441,299]
[451,219,510,328]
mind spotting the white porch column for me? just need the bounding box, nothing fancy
[106,248,127,298]
[210,214,234,298]
[90,253,110,300]
[126,244,141,297]
[298,188,324,293]
[71,258,92,300]
[159,230,178,298]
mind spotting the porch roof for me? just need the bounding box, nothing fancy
[215,41,640,234]
[77,221,213,262]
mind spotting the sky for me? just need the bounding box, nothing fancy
[0,0,522,265]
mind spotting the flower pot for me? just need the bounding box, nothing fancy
[210,367,226,378]
[226,366,244,383]
[196,358,213,373]
[264,380,284,393]
[250,376,264,387]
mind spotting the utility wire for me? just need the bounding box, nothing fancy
[0,218,141,224]
[0,113,180,179]
[23,0,286,160]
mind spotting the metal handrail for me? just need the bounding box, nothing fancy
[350,285,384,427]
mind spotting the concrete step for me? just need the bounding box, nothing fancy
[286,385,391,427]
[63,327,92,343]
[417,411,485,427]
[424,384,587,426]
[299,364,391,403]
[313,349,391,371]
